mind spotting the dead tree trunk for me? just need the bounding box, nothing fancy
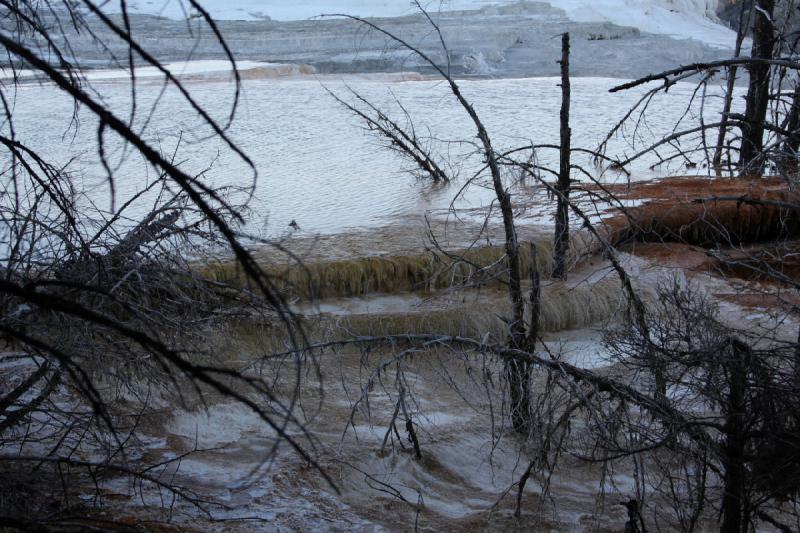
[509,243,539,433]
[56,209,180,286]
[714,0,751,173]
[527,242,540,351]
[721,340,750,533]
[779,84,800,175]
[553,32,571,279]
[739,0,775,176]
[794,323,800,390]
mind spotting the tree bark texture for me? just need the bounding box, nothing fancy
[553,32,571,279]
[739,0,775,175]
[714,0,750,172]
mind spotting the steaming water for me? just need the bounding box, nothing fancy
[5,69,739,236]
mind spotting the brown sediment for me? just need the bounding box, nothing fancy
[599,176,800,288]
[231,279,624,352]
[206,176,800,335]
[622,242,800,314]
[617,240,800,285]
[597,175,790,203]
[599,175,800,247]
[620,241,713,271]
[202,237,598,301]
[708,241,800,284]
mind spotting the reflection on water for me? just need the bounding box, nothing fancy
[5,73,738,236]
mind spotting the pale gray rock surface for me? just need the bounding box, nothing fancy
[14,1,732,78]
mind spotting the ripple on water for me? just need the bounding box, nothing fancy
[7,75,741,235]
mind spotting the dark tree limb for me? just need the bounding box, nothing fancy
[553,32,571,280]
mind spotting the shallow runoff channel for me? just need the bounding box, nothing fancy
[5,68,742,238]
